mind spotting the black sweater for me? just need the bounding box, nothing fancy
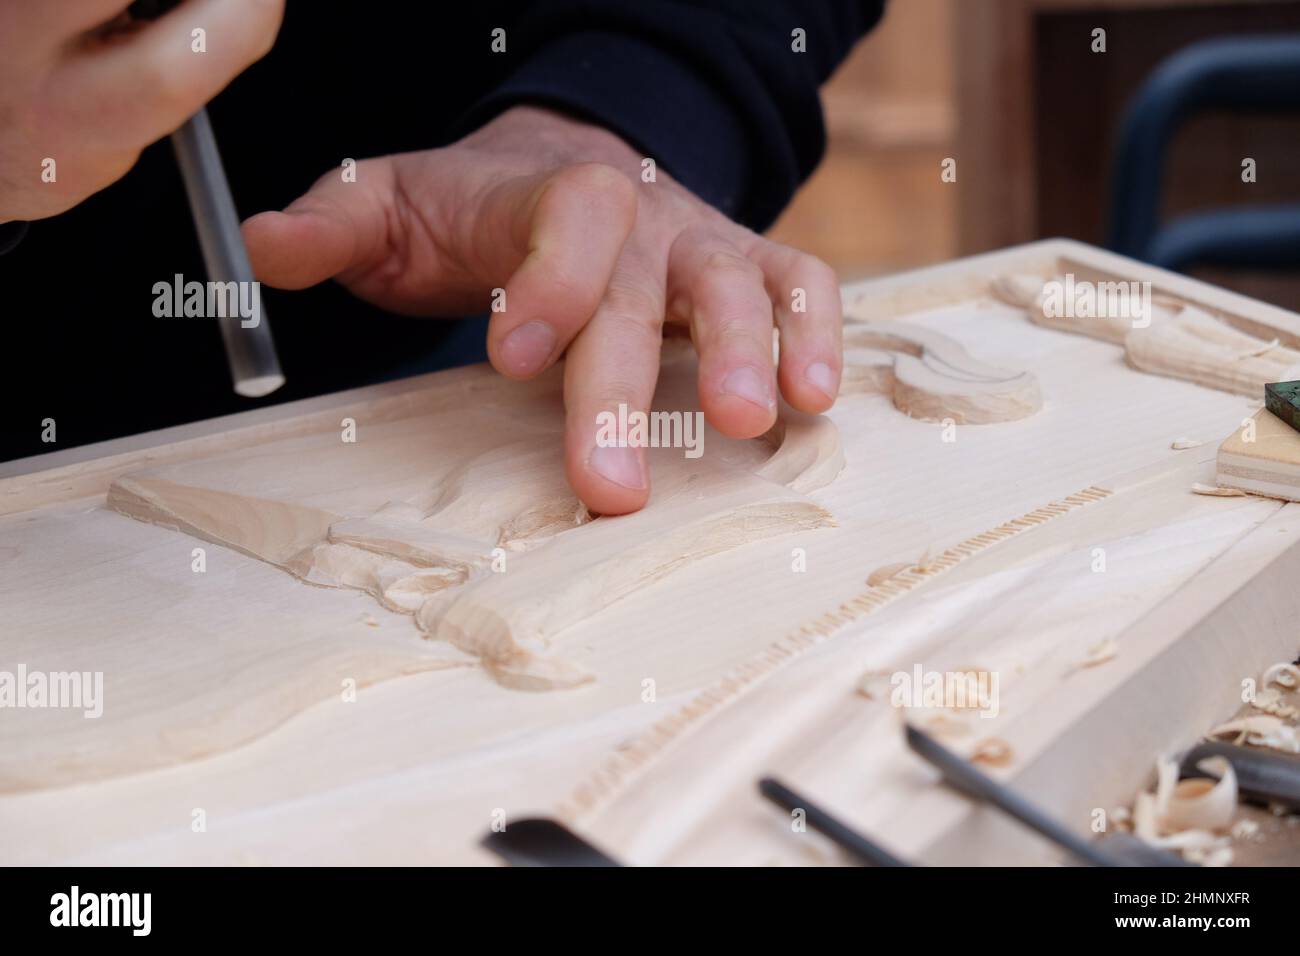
[0,1,884,459]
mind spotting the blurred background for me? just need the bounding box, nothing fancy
[769,0,1300,310]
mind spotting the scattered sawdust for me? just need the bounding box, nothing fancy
[1250,687,1299,720]
[1231,819,1260,840]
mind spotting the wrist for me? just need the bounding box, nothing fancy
[467,105,642,173]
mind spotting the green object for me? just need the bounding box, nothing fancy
[1265,381,1300,434]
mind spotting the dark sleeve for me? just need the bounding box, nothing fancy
[0,221,28,256]
[457,0,886,231]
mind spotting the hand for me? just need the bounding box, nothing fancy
[0,0,283,222]
[243,105,843,515]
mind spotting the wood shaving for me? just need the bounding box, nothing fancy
[1208,715,1300,754]
[1170,438,1204,450]
[969,737,1013,767]
[1164,757,1237,833]
[1134,791,1159,841]
[1262,662,1300,690]
[1230,819,1259,840]
[1250,687,1298,720]
[1075,638,1119,670]
[1238,338,1280,359]
[1130,756,1239,862]
[1184,844,1234,867]
[866,562,912,587]
[924,714,971,737]
[1191,482,1246,497]
[1154,755,1178,821]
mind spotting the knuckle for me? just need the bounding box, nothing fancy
[692,252,765,318]
[602,278,662,326]
[148,64,204,111]
[557,161,637,209]
[594,378,646,413]
[797,254,840,296]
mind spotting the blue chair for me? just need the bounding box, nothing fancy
[1107,35,1300,272]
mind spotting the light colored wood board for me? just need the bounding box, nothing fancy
[0,363,503,517]
[3,240,1298,865]
[847,240,1300,348]
[570,463,1296,864]
[95,344,841,699]
[0,498,469,792]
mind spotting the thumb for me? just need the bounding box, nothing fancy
[242,159,395,290]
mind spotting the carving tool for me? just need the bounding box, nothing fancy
[1181,741,1300,812]
[758,777,910,866]
[904,724,1190,866]
[1264,381,1300,434]
[128,0,284,398]
[480,818,623,867]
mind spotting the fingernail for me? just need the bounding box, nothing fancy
[588,445,646,490]
[805,361,837,398]
[721,366,775,410]
[500,321,557,376]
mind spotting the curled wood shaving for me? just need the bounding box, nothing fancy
[1164,757,1237,833]
[970,737,1013,767]
[1131,756,1239,862]
[1170,438,1204,450]
[1191,482,1246,497]
[1134,791,1159,842]
[1263,662,1300,690]
[1208,715,1300,754]
[1154,756,1179,821]
[1250,687,1299,720]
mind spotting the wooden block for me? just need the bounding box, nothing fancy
[1217,409,1300,502]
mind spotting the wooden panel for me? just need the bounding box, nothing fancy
[3,241,1297,865]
